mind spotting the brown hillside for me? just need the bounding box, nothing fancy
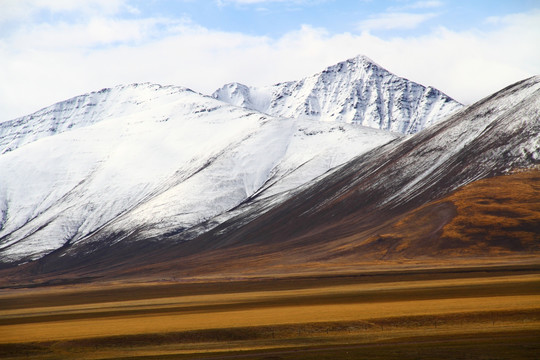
[362,170,540,258]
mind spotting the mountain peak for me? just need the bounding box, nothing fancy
[318,55,383,76]
[213,55,463,134]
[114,82,196,94]
[342,54,380,69]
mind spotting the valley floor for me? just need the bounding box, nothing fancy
[0,263,539,359]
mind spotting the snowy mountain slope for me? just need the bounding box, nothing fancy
[0,83,397,264]
[0,83,192,154]
[213,55,463,134]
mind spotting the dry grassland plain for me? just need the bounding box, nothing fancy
[0,264,539,359]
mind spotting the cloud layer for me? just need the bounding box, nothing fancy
[1,2,539,121]
[358,12,439,30]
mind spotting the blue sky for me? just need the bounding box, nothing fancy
[10,0,537,38]
[138,0,537,37]
[1,0,539,121]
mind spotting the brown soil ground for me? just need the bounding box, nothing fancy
[1,263,539,359]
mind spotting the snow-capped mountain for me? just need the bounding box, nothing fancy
[2,54,536,282]
[213,55,463,134]
[0,83,397,264]
[23,75,538,281]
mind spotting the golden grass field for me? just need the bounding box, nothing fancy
[1,264,539,359]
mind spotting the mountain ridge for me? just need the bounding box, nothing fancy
[213,55,463,134]
[0,83,196,154]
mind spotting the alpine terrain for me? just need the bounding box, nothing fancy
[0,57,537,281]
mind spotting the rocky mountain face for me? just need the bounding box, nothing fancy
[213,55,463,134]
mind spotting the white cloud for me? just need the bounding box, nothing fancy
[1,7,539,121]
[387,1,443,12]
[217,0,292,5]
[219,0,273,3]
[484,9,540,27]
[7,17,184,50]
[0,0,129,24]
[406,1,443,9]
[216,0,325,5]
[358,12,439,31]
